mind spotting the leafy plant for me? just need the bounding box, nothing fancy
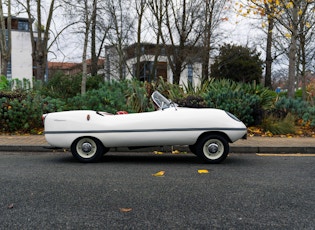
[262,113,296,135]
[0,75,9,90]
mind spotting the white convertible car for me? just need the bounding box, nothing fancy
[43,91,247,163]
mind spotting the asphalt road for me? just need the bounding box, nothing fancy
[0,151,314,230]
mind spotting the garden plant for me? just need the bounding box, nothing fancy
[0,75,315,137]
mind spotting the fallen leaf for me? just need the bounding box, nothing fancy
[154,151,164,155]
[152,171,165,177]
[7,203,14,209]
[198,169,209,174]
[119,208,132,212]
[172,150,180,154]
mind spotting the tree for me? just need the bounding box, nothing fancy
[17,0,57,81]
[103,0,134,80]
[134,0,147,80]
[210,44,263,83]
[200,0,229,82]
[148,0,167,81]
[0,0,11,77]
[235,0,279,89]
[162,0,202,84]
[237,0,315,97]
[296,0,315,100]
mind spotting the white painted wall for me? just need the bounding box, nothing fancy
[11,31,33,83]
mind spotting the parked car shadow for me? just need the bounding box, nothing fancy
[53,151,249,165]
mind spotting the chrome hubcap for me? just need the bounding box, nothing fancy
[208,143,219,154]
[81,142,92,153]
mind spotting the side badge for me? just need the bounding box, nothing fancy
[87,114,90,121]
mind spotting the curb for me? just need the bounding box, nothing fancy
[1,145,315,154]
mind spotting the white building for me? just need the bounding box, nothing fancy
[105,43,203,88]
[0,17,33,84]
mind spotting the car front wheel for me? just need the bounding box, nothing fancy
[195,135,229,163]
[71,137,105,163]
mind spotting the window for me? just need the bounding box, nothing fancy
[187,64,193,83]
[18,20,29,31]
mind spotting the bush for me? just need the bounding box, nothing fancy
[262,113,296,135]
[205,88,260,126]
[40,73,104,99]
[0,75,9,90]
[175,95,207,108]
[0,93,43,133]
[275,97,315,127]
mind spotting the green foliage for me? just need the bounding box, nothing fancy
[40,72,82,98]
[205,87,260,126]
[0,93,43,133]
[40,73,104,99]
[210,44,263,83]
[125,80,153,112]
[262,113,296,135]
[0,75,9,90]
[275,97,315,127]
[65,80,130,113]
[152,76,185,100]
[0,77,31,91]
[175,95,207,108]
[0,75,314,134]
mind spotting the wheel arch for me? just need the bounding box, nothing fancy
[71,135,104,148]
[195,131,232,145]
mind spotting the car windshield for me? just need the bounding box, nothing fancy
[151,91,173,110]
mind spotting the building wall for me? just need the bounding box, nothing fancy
[11,30,33,83]
[105,44,203,88]
[124,54,203,88]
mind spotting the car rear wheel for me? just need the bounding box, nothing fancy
[195,134,229,163]
[71,137,105,163]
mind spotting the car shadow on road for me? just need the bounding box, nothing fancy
[53,152,250,165]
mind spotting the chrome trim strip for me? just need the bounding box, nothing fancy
[44,128,247,135]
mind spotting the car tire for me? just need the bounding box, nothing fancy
[195,134,229,163]
[71,137,105,163]
[189,144,197,155]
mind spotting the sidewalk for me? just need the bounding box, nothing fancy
[0,135,314,154]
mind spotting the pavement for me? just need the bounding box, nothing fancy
[0,135,314,154]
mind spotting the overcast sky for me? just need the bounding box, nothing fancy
[48,5,264,64]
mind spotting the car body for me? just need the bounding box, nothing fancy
[43,91,247,163]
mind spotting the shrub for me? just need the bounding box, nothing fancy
[65,80,131,113]
[0,93,43,133]
[262,113,296,135]
[40,73,104,99]
[203,79,273,126]
[205,88,260,126]
[275,97,315,127]
[175,95,207,108]
[0,75,9,90]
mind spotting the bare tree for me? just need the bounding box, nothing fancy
[0,0,11,77]
[148,0,167,81]
[103,0,134,80]
[134,0,147,80]
[162,0,202,84]
[16,0,58,81]
[201,0,229,82]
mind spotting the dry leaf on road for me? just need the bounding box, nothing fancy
[152,171,165,177]
[198,169,209,174]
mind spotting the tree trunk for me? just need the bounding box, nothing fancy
[264,15,274,89]
[0,0,11,77]
[287,6,298,98]
[90,0,98,76]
